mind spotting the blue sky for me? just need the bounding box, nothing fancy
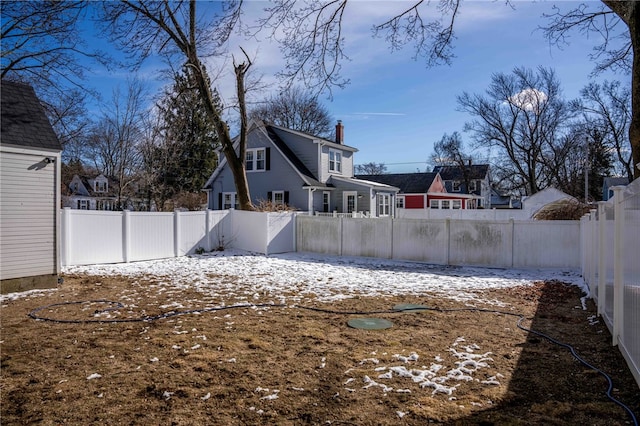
[81,1,629,173]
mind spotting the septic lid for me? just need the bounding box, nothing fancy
[393,304,430,312]
[347,318,393,330]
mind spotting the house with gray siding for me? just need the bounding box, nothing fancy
[203,120,399,216]
[1,80,62,293]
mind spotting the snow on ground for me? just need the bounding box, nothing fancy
[2,250,585,306]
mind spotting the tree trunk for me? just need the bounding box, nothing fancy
[603,0,640,179]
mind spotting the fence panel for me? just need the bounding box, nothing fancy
[296,215,341,255]
[448,220,513,267]
[513,221,580,268]
[391,219,449,264]
[178,211,208,256]
[266,212,296,255]
[63,209,124,265]
[128,212,174,262]
[341,218,393,259]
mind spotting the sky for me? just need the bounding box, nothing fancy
[80,1,630,174]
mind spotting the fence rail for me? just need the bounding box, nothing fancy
[581,179,640,387]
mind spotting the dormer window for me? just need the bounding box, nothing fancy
[246,148,267,172]
[95,180,107,192]
[329,149,342,173]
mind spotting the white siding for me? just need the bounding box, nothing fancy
[1,150,57,279]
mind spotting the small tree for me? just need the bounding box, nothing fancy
[355,162,387,175]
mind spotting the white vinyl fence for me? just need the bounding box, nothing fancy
[60,208,296,266]
[581,179,640,386]
[296,216,580,269]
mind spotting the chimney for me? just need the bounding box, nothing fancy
[335,120,344,144]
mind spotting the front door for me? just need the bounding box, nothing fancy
[343,191,357,213]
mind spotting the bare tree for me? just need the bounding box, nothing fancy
[458,67,576,196]
[99,1,258,210]
[430,131,475,191]
[249,86,333,138]
[542,1,639,178]
[577,80,633,181]
[1,1,108,149]
[355,162,387,175]
[86,79,147,210]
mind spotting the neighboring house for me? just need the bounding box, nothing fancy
[355,172,482,210]
[602,177,629,201]
[490,187,522,209]
[432,164,491,208]
[64,174,117,210]
[1,80,62,293]
[203,120,400,217]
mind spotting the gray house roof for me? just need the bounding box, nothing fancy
[432,164,489,181]
[355,173,438,193]
[1,80,62,151]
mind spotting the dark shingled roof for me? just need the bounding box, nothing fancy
[1,80,62,151]
[355,173,438,193]
[432,164,489,181]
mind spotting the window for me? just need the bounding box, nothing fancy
[430,200,440,209]
[246,148,267,172]
[442,200,451,209]
[272,191,284,205]
[97,200,112,211]
[223,192,238,209]
[452,200,462,209]
[396,196,405,209]
[378,194,391,217]
[323,192,331,212]
[95,180,107,192]
[77,199,89,210]
[469,180,477,192]
[343,191,357,213]
[452,180,461,192]
[329,149,342,173]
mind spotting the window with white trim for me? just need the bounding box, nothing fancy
[77,199,89,210]
[95,180,107,192]
[223,192,238,209]
[441,200,450,209]
[452,180,461,192]
[469,180,477,192]
[272,190,284,205]
[329,149,342,173]
[452,199,462,209]
[396,196,405,209]
[378,194,391,217]
[430,200,440,209]
[246,148,266,172]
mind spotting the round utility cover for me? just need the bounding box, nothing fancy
[347,318,393,330]
[393,304,430,313]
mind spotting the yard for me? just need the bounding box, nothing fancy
[1,251,638,425]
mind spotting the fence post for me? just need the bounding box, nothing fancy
[62,207,71,266]
[445,218,451,265]
[589,209,597,291]
[597,202,606,316]
[612,186,625,346]
[339,217,343,256]
[509,218,515,268]
[205,209,212,252]
[123,210,131,263]
[174,209,181,258]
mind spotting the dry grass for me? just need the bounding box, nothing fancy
[1,274,638,425]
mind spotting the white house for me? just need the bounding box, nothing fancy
[1,80,62,293]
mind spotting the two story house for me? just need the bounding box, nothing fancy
[432,163,491,208]
[203,121,399,217]
[64,174,115,210]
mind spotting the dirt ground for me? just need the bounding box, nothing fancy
[1,272,638,425]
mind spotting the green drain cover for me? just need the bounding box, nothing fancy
[347,318,393,330]
[393,304,431,313]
